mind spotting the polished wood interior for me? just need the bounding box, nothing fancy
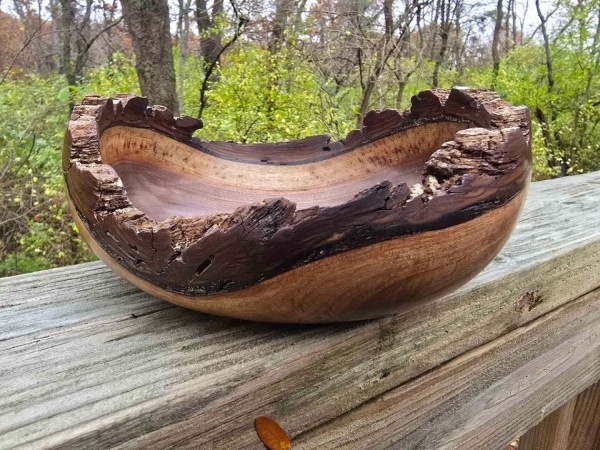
[101,122,468,220]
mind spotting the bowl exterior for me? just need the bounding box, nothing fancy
[71,187,527,323]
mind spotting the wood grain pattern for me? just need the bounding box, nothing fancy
[519,382,600,450]
[62,89,531,321]
[0,172,599,449]
[101,122,467,217]
[514,398,576,450]
[294,288,600,450]
[567,381,600,450]
[70,189,527,323]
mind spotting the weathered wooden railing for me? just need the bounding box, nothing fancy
[1,171,600,449]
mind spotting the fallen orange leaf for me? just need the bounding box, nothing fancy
[254,416,291,450]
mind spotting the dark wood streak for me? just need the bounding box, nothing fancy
[63,88,531,297]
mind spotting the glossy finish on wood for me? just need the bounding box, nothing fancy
[63,88,531,322]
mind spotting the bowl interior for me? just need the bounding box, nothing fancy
[100,121,469,221]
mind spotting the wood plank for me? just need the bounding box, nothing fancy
[294,289,600,449]
[519,398,576,450]
[0,171,599,448]
[568,381,600,450]
[519,380,600,450]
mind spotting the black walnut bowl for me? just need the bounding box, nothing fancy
[63,88,531,323]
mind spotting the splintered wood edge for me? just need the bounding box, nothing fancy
[64,88,532,296]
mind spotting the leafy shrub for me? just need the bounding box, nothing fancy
[0,74,96,276]
[186,46,358,142]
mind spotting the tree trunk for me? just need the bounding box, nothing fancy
[72,0,93,84]
[432,24,449,87]
[292,0,308,38]
[120,0,178,112]
[511,0,517,46]
[535,0,560,174]
[491,0,503,89]
[356,0,423,126]
[269,0,295,53]
[177,0,193,111]
[196,0,224,65]
[58,0,75,85]
[432,0,451,88]
[504,0,510,50]
[396,80,407,108]
[429,0,440,60]
[384,0,394,37]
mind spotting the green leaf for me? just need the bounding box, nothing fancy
[58,87,70,103]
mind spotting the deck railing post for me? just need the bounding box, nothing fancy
[519,379,600,450]
[568,380,600,450]
[519,397,577,450]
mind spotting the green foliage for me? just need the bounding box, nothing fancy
[0,73,96,276]
[80,52,140,97]
[0,54,144,276]
[0,74,69,189]
[0,208,93,276]
[0,74,92,276]
[462,38,600,179]
[185,46,358,142]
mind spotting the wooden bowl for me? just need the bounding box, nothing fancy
[63,88,531,323]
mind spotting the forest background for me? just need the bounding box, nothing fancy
[1,0,599,276]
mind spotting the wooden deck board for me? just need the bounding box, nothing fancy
[1,171,600,449]
[295,289,600,449]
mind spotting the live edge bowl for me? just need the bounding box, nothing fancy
[63,88,531,323]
